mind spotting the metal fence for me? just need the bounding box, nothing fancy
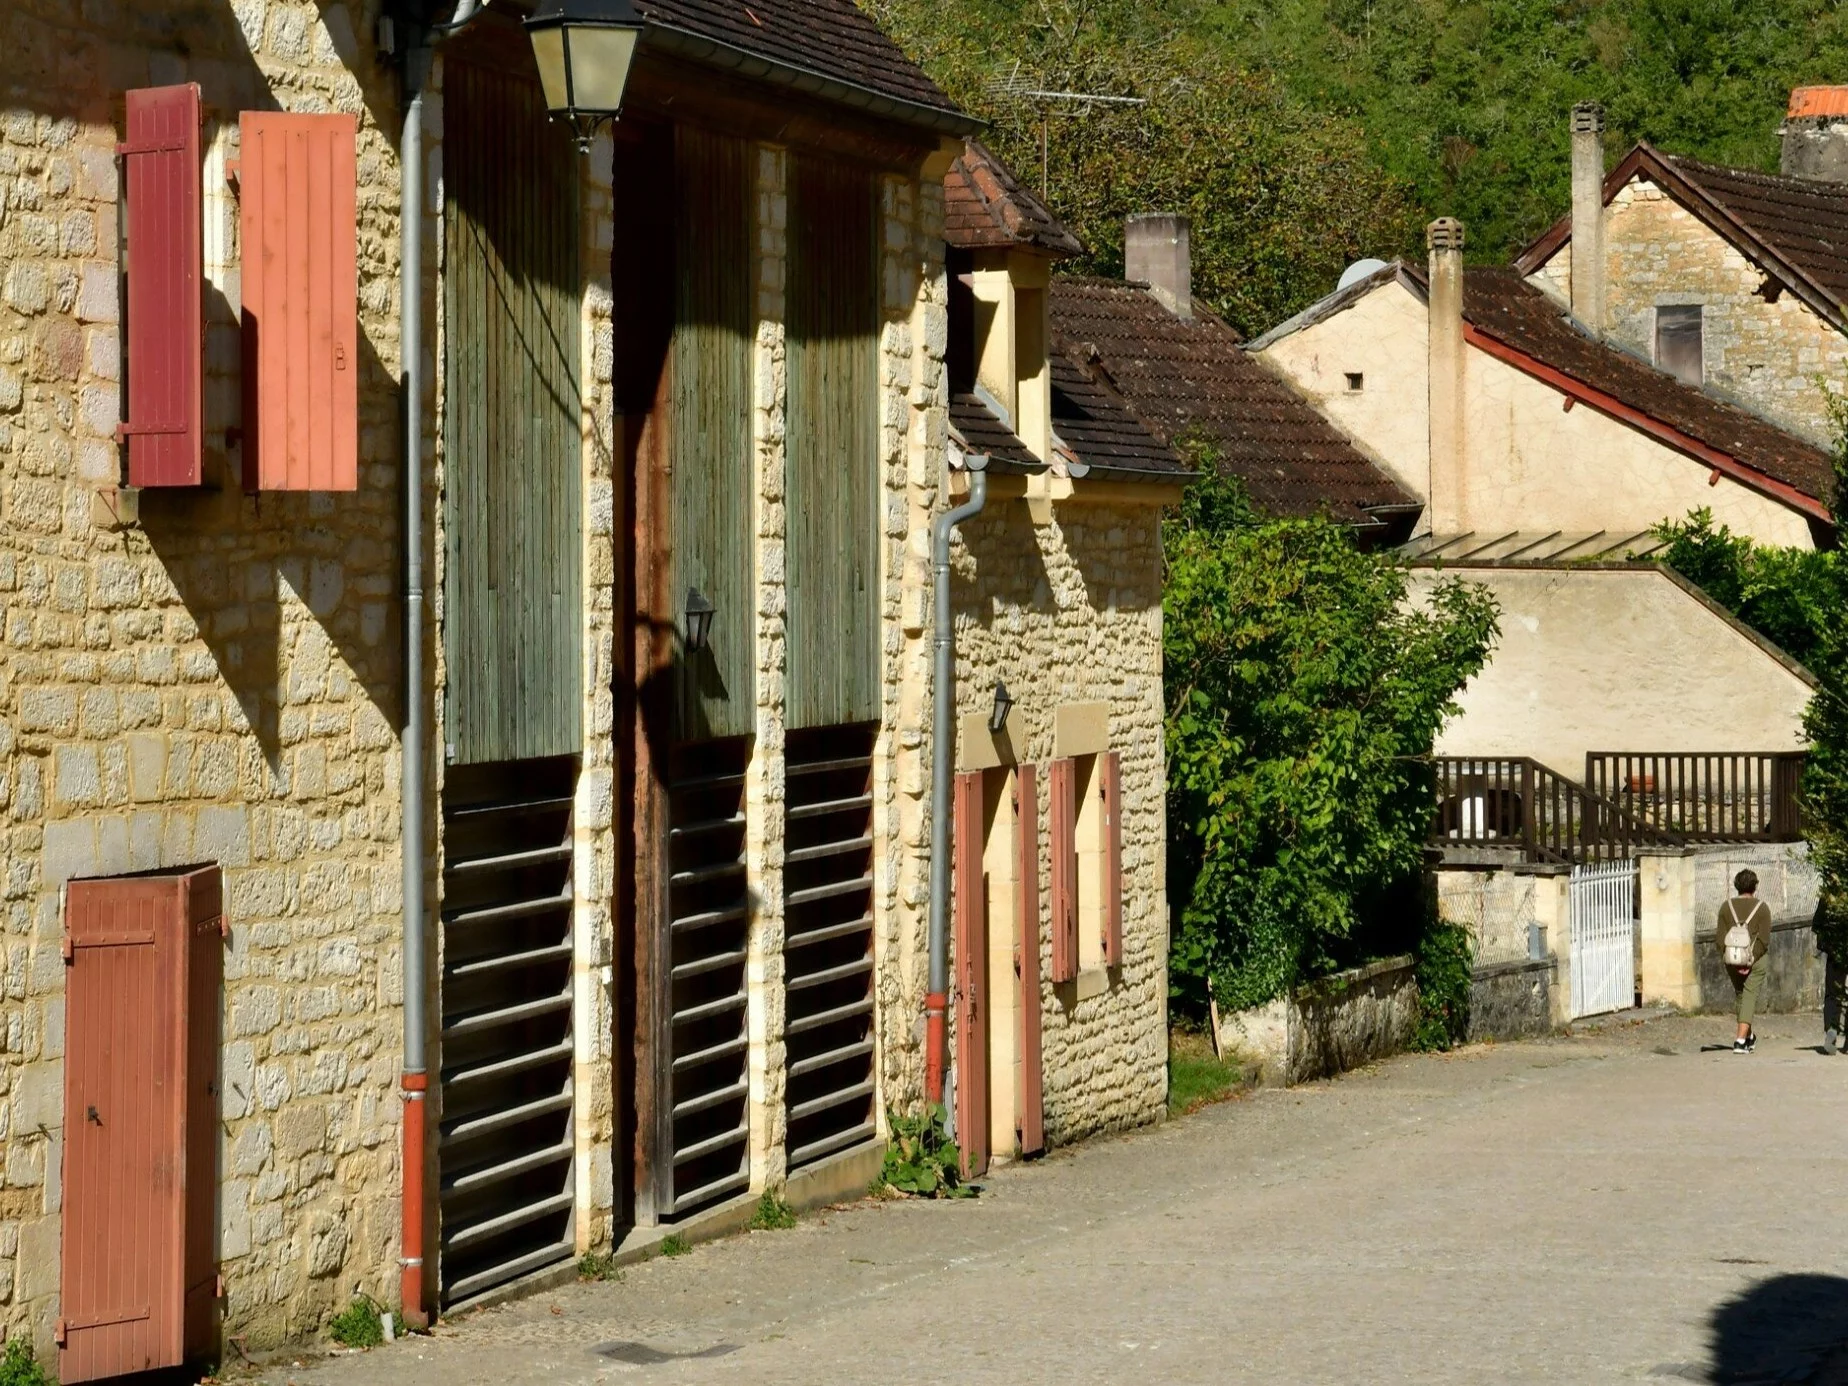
[1583,752,1804,843]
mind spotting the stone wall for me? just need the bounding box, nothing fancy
[1530,175,1848,450]
[1216,956,1419,1087]
[2,0,411,1352]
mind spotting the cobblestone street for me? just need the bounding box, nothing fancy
[245,1013,1848,1385]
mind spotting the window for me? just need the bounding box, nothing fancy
[1344,372,1364,392]
[1654,305,1703,387]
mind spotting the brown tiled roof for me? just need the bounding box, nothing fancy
[1049,353,1190,478]
[1461,267,1836,509]
[1514,143,1848,327]
[1048,278,1420,526]
[636,0,971,132]
[948,392,1043,474]
[1790,87,1848,119]
[944,141,1084,256]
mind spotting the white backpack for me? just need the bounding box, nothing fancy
[1722,898,1763,968]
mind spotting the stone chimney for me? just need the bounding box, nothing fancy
[1125,213,1192,319]
[1781,87,1848,181]
[1570,102,1607,337]
[1426,218,1467,534]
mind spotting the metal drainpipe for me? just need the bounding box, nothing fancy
[398,0,482,1328]
[925,458,988,1107]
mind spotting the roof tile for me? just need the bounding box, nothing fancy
[943,141,1085,256]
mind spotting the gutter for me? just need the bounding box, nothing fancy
[640,23,981,137]
[397,0,485,1327]
[925,456,988,1106]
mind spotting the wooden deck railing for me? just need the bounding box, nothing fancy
[1583,752,1805,843]
[1432,757,1685,864]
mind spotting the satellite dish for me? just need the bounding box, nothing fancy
[1337,258,1390,291]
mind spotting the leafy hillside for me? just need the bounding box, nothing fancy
[870,0,1848,334]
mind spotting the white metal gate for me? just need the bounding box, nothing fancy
[1569,859,1637,1019]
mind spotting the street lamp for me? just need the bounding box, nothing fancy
[988,680,1014,735]
[684,587,715,655]
[524,0,646,152]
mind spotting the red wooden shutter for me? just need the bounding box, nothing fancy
[1102,750,1123,968]
[119,84,203,488]
[239,112,358,491]
[62,866,221,1383]
[1049,757,1078,983]
[1013,762,1044,1156]
[952,769,989,1178]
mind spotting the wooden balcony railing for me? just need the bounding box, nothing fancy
[1583,752,1805,843]
[1432,757,1684,864]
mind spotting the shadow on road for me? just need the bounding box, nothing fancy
[1704,1273,1848,1384]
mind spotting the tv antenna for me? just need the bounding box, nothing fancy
[985,65,1147,193]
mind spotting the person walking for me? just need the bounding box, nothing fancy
[1719,869,1772,1053]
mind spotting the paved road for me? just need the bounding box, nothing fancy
[256,1013,1848,1385]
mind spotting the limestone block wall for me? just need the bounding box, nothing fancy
[1530,176,1848,449]
[1,0,411,1352]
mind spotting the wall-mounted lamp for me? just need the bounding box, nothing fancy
[988,680,1014,735]
[525,0,645,153]
[684,587,715,654]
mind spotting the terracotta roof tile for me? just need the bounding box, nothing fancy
[1049,353,1191,478]
[944,141,1085,256]
[1461,267,1836,505]
[1790,87,1848,119]
[948,393,1043,473]
[636,0,964,127]
[1048,278,1419,526]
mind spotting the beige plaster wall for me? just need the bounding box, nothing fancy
[1531,176,1848,449]
[1410,566,1811,774]
[1,0,413,1353]
[1256,279,1816,548]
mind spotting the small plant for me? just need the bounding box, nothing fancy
[659,1233,692,1258]
[749,1189,798,1231]
[1411,920,1475,1052]
[0,1338,50,1386]
[1167,1028,1242,1116]
[327,1295,401,1349]
[577,1251,622,1282]
[878,1103,974,1198]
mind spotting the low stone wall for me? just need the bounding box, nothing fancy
[1693,917,1824,1016]
[1470,957,1555,1041]
[1217,956,1419,1087]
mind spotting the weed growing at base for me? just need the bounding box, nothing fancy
[578,1251,622,1281]
[328,1296,403,1349]
[1168,1029,1242,1116]
[0,1338,48,1386]
[749,1189,798,1230]
[660,1233,692,1258]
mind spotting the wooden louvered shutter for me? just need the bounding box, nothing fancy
[118,84,203,488]
[1102,750,1123,968]
[238,112,358,490]
[1013,762,1044,1156]
[953,769,989,1178]
[1049,758,1078,984]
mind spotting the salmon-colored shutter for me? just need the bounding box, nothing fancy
[1102,750,1123,968]
[239,112,358,491]
[119,84,203,488]
[1049,757,1078,984]
[61,866,222,1382]
[952,769,989,1178]
[1013,763,1044,1156]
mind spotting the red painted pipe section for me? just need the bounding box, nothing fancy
[924,992,948,1105]
[400,1072,428,1328]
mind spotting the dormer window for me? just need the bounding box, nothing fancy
[1655,305,1703,386]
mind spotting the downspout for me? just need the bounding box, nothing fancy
[925,457,988,1106]
[398,0,483,1328]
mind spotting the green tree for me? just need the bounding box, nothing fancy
[1163,470,1498,1011]
[1649,508,1835,670]
[1801,403,1848,963]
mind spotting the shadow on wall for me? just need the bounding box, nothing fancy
[1700,1273,1848,1383]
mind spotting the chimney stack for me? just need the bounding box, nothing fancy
[1570,102,1607,337]
[1426,218,1467,535]
[1125,213,1192,319]
[1782,87,1848,182]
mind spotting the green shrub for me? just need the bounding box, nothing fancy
[659,1233,692,1258]
[1164,469,1498,1014]
[327,1295,401,1349]
[748,1189,798,1231]
[878,1104,974,1198]
[1649,508,1834,669]
[1411,919,1475,1052]
[0,1338,49,1386]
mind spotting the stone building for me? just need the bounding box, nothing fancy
[1517,95,1848,450]
[2,1,1183,1369]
